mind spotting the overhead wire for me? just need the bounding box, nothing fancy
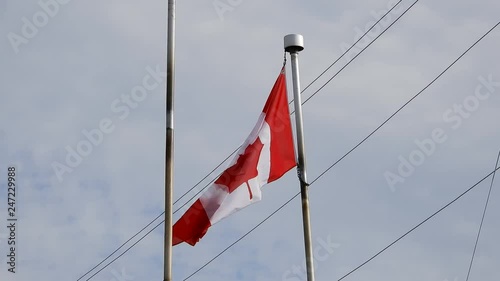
[76,151,238,281]
[300,0,419,107]
[337,165,500,281]
[78,3,500,281]
[174,0,409,222]
[84,18,500,279]
[182,20,500,280]
[290,0,404,102]
[183,164,500,280]
[76,1,407,280]
[464,150,500,281]
[79,7,499,281]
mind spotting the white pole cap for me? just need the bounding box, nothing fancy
[284,34,304,53]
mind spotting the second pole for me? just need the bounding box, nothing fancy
[284,34,316,281]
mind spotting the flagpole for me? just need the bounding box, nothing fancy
[164,0,175,280]
[284,34,316,281]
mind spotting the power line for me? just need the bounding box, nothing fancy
[76,212,164,281]
[174,0,405,211]
[183,167,500,281]
[76,2,407,279]
[289,0,415,114]
[182,193,302,280]
[311,21,500,186]
[86,163,500,281]
[83,220,164,281]
[181,21,500,280]
[291,0,404,102]
[76,143,239,281]
[179,0,407,217]
[300,0,419,106]
[80,14,499,281]
[464,150,500,281]
[337,165,500,281]
[76,167,231,281]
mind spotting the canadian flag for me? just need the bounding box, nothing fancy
[172,67,296,246]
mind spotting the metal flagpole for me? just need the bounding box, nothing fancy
[284,34,316,281]
[164,0,175,280]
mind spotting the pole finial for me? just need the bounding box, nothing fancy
[284,34,304,53]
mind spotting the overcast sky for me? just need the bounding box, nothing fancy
[1,0,500,281]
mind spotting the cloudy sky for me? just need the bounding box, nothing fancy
[1,0,500,280]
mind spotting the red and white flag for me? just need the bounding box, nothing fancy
[172,68,296,246]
